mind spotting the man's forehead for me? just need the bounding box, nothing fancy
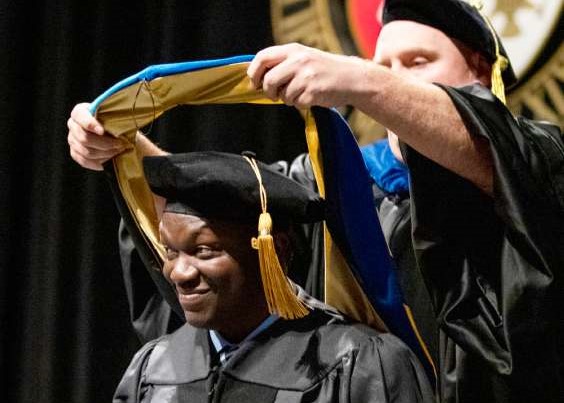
[374,20,452,61]
[160,213,209,235]
[162,212,207,224]
[160,212,251,238]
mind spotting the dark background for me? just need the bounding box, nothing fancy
[0,2,306,402]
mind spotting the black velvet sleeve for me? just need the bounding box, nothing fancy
[403,84,564,402]
[112,338,160,403]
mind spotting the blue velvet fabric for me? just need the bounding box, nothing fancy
[361,139,409,195]
[313,108,433,381]
[89,55,254,113]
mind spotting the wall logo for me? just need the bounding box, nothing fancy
[271,0,562,140]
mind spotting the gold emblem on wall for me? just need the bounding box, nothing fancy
[271,0,563,142]
[509,46,563,128]
[493,0,535,37]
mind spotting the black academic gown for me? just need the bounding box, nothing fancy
[402,84,564,403]
[285,85,564,401]
[113,289,434,403]
[374,192,438,369]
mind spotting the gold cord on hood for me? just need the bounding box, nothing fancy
[469,0,508,104]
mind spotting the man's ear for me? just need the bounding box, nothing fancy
[469,51,492,87]
[387,131,403,163]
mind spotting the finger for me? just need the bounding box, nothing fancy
[68,134,124,161]
[247,45,294,89]
[260,55,307,100]
[68,118,124,151]
[292,91,317,109]
[70,103,104,135]
[278,78,306,107]
[69,148,105,171]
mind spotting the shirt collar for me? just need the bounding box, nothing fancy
[209,314,278,357]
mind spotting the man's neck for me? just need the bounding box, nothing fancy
[210,314,278,346]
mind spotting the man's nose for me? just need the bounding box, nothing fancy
[169,255,199,285]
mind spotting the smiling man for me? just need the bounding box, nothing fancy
[159,213,268,342]
[112,151,433,403]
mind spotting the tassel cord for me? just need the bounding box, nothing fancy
[243,156,309,319]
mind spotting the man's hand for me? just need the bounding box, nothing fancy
[247,43,369,108]
[67,103,128,171]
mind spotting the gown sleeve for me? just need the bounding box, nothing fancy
[113,339,159,403]
[402,84,564,401]
[349,333,435,403]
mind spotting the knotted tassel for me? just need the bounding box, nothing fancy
[243,154,309,320]
[251,212,309,319]
[490,55,508,104]
[470,0,508,104]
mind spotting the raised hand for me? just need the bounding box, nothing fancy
[248,43,370,108]
[67,103,128,171]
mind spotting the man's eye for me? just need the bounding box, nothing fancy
[411,57,429,67]
[195,246,217,258]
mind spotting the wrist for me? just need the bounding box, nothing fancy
[135,131,168,157]
[348,59,384,109]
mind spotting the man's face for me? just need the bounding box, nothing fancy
[160,212,268,342]
[374,20,484,161]
[374,20,480,87]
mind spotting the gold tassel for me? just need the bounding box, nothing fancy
[244,156,309,319]
[490,55,508,104]
[470,0,508,104]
